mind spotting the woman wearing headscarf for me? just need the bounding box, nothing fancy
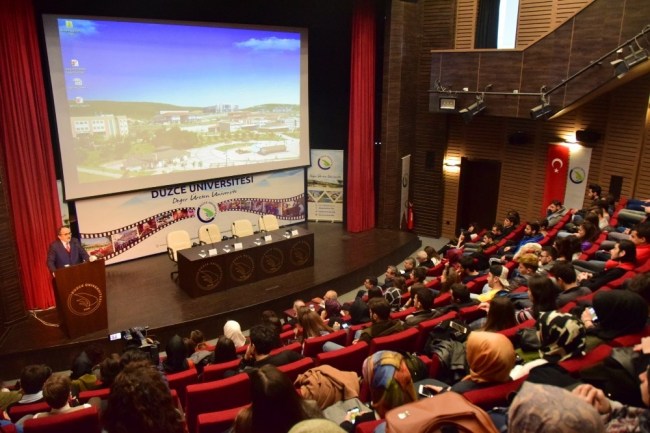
[509,382,605,433]
[510,311,587,380]
[581,290,647,351]
[161,334,191,374]
[422,331,516,395]
[224,320,247,348]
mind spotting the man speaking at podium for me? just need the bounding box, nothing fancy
[46,225,92,275]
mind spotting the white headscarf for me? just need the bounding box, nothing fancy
[223,320,246,348]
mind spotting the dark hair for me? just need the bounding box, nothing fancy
[528,275,560,318]
[367,286,383,299]
[489,264,505,280]
[365,276,378,286]
[412,285,434,310]
[528,222,541,234]
[550,200,562,207]
[635,222,650,243]
[554,236,581,260]
[579,221,600,242]
[403,257,416,268]
[507,210,521,226]
[624,273,650,303]
[550,262,576,284]
[458,255,477,272]
[298,309,333,340]
[483,231,495,241]
[440,267,460,293]
[617,239,637,263]
[20,364,52,394]
[103,364,185,433]
[212,336,237,363]
[189,330,205,346]
[412,266,428,282]
[588,183,601,196]
[483,297,517,332]
[368,297,391,321]
[492,222,504,233]
[120,348,152,369]
[163,335,189,374]
[424,245,440,261]
[99,353,122,388]
[238,365,315,433]
[43,374,71,409]
[539,219,550,230]
[261,310,283,335]
[392,276,406,290]
[541,245,558,260]
[249,325,280,355]
[451,283,470,303]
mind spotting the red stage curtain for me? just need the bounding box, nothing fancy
[346,0,376,232]
[0,0,63,309]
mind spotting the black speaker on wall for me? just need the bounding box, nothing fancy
[576,129,601,143]
[609,175,623,201]
[508,131,529,146]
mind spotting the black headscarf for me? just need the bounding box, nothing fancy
[590,290,647,340]
[162,334,189,373]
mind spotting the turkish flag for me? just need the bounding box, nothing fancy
[542,144,569,216]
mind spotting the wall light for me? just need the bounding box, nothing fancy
[439,97,457,110]
[459,96,486,123]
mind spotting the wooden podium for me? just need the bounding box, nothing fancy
[53,260,108,339]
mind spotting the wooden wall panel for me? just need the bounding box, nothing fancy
[516,0,593,48]
[635,106,650,199]
[455,0,476,50]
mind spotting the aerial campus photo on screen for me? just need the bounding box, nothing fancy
[56,18,304,183]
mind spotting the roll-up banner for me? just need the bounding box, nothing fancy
[307,149,344,222]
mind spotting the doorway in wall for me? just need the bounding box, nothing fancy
[456,158,501,235]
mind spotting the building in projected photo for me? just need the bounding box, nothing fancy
[70,114,128,138]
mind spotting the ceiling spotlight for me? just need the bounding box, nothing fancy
[459,96,486,123]
[610,41,649,79]
[530,102,553,120]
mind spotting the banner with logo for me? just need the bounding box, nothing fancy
[76,168,306,264]
[307,149,343,222]
[400,154,411,229]
[564,146,593,210]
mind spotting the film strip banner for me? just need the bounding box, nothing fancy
[79,194,305,261]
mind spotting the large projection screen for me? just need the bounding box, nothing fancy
[42,15,310,200]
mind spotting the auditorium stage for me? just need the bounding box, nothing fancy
[0,223,420,378]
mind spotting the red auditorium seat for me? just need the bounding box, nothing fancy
[346,322,372,346]
[462,376,526,410]
[390,307,416,321]
[166,367,199,406]
[354,419,383,433]
[432,292,451,307]
[279,329,297,345]
[202,358,242,382]
[497,319,535,343]
[277,357,315,382]
[196,405,249,433]
[315,341,369,376]
[425,278,441,290]
[415,311,457,353]
[270,341,301,356]
[606,271,637,290]
[7,402,50,423]
[427,260,446,277]
[185,373,251,433]
[78,387,110,403]
[559,344,613,375]
[458,304,485,323]
[22,406,101,433]
[369,327,419,354]
[236,344,249,355]
[609,325,650,347]
[302,330,347,358]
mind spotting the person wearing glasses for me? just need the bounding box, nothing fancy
[46,225,91,275]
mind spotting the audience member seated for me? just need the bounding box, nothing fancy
[625,273,650,314]
[224,320,248,349]
[438,283,479,315]
[211,336,238,364]
[286,300,306,327]
[7,364,52,419]
[20,374,94,423]
[161,334,192,374]
[458,256,481,284]
[544,199,569,228]
[581,290,648,351]
[508,382,605,433]
[324,299,347,329]
[398,258,416,278]
[339,351,416,432]
[575,222,650,273]
[320,291,339,320]
[234,365,322,433]
[509,253,539,288]
[383,278,403,312]
[261,310,284,336]
[381,265,397,290]
[554,236,583,262]
[420,331,516,395]
[515,274,560,324]
[499,222,544,259]
[424,245,442,267]
[356,298,404,345]
[190,329,215,352]
[577,239,636,291]
[103,363,186,433]
[69,343,104,380]
[473,297,517,332]
[510,311,586,380]
[343,287,382,325]
[575,220,601,251]
[552,262,591,308]
[97,354,121,389]
[404,284,441,327]
[471,264,510,302]
[537,245,558,274]
[415,250,434,268]
[299,309,333,345]
[240,325,303,370]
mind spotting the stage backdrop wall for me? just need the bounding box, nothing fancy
[76,168,306,264]
[307,149,344,222]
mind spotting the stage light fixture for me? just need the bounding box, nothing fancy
[610,41,649,79]
[530,102,553,120]
[439,97,457,110]
[459,96,486,123]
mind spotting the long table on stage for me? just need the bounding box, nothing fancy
[177,227,314,297]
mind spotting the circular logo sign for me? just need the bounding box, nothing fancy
[290,240,312,266]
[196,262,224,292]
[317,156,333,170]
[260,248,284,274]
[230,254,255,282]
[569,167,586,184]
[197,202,217,223]
[67,283,103,316]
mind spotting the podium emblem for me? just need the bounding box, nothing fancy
[230,254,255,282]
[196,262,224,292]
[260,248,284,274]
[67,283,103,316]
[289,240,312,266]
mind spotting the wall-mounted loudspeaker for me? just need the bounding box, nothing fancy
[576,129,601,143]
[425,151,435,170]
[508,131,529,146]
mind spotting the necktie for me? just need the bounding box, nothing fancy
[65,242,71,253]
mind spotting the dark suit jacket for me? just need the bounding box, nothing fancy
[47,238,89,272]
